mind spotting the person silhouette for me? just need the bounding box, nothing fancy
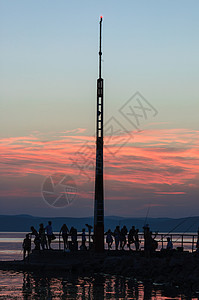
[143,224,151,257]
[30,226,40,250]
[45,221,54,250]
[39,223,47,250]
[85,224,93,249]
[114,226,121,250]
[80,228,87,250]
[120,226,128,250]
[128,226,135,250]
[60,224,69,251]
[166,237,173,250]
[106,229,113,250]
[134,228,140,251]
[70,226,78,251]
[22,234,31,261]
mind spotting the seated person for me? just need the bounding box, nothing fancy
[166,237,173,250]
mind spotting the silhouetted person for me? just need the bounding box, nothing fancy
[120,225,128,250]
[30,226,40,250]
[85,224,93,249]
[45,221,53,249]
[151,231,158,252]
[39,223,47,250]
[60,224,69,251]
[114,226,121,250]
[80,228,87,250]
[128,226,135,250]
[143,224,151,257]
[166,237,173,250]
[144,227,158,256]
[70,226,78,251]
[134,228,140,251]
[23,234,31,261]
[106,229,113,250]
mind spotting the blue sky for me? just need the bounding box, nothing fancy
[0,1,199,218]
[1,1,199,134]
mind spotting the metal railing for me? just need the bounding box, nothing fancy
[39,232,199,253]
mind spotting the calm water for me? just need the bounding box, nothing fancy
[0,270,195,299]
[0,232,198,299]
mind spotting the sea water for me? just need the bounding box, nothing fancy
[0,232,197,299]
[0,270,193,299]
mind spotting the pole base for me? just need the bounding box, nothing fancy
[94,224,104,252]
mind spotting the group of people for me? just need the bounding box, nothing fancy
[22,221,88,260]
[59,224,79,251]
[23,221,56,260]
[106,225,140,251]
[29,222,81,251]
[106,224,174,255]
[23,222,177,261]
[29,221,56,251]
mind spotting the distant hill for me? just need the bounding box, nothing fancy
[0,214,199,233]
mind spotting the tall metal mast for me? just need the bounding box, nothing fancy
[94,16,104,252]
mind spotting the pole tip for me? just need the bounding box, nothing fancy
[100,16,103,20]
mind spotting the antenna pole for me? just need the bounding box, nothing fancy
[94,16,104,252]
[99,17,102,79]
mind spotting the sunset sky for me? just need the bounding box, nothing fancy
[1,1,199,218]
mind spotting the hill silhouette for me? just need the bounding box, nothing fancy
[0,214,199,233]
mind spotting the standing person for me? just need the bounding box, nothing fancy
[143,224,151,257]
[113,226,121,250]
[39,223,47,250]
[30,226,40,250]
[85,224,93,250]
[70,226,78,251]
[60,224,69,251]
[128,226,136,250]
[22,234,31,261]
[80,228,87,250]
[134,229,140,251]
[106,229,113,250]
[45,221,53,250]
[120,225,128,250]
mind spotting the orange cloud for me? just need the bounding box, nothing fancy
[0,128,198,201]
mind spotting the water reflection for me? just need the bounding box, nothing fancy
[21,273,145,299]
[0,270,195,299]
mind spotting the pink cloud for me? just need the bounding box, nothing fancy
[154,191,186,195]
[0,128,198,201]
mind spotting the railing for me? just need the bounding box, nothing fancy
[137,233,198,252]
[35,232,199,253]
[156,233,198,252]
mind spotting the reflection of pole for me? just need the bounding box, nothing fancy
[94,16,104,252]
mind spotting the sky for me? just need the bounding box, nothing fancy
[0,0,199,218]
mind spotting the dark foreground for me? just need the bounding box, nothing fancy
[1,250,199,293]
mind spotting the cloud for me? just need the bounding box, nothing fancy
[0,127,198,217]
[154,191,186,195]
